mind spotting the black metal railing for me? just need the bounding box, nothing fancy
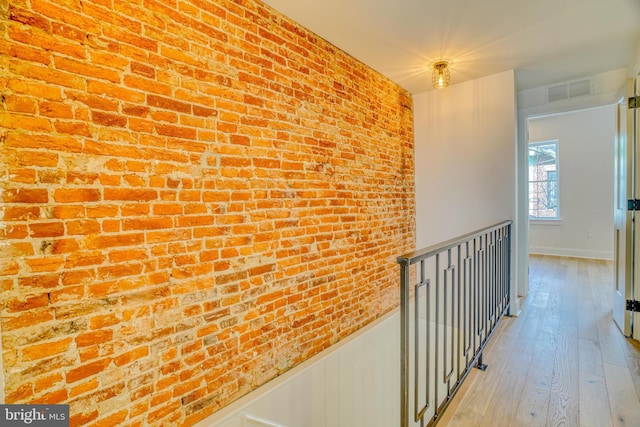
[397,221,512,427]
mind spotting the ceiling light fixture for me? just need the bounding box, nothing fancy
[432,61,450,89]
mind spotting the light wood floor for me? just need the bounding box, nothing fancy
[439,255,640,427]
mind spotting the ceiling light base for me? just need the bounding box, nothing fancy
[432,61,450,89]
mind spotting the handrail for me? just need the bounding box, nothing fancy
[397,220,512,427]
[398,220,513,265]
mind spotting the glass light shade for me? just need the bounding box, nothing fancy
[432,62,450,89]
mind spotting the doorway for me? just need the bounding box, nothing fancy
[526,106,616,261]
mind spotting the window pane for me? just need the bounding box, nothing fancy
[528,141,558,219]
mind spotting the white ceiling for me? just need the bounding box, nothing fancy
[262,0,640,94]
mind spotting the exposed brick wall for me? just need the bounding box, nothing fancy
[0,0,415,425]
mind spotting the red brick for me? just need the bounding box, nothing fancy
[8,79,62,100]
[122,203,150,216]
[3,225,29,239]
[61,269,96,286]
[3,308,55,331]
[29,222,65,238]
[53,205,85,219]
[22,338,73,361]
[155,124,197,139]
[6,383,34,403]
[102,24,157,50]
[66,358,112,383]
[34,373,64,394]
[230,135,250,145]
[9,5,51,30]
[76,330,114,347]
[53,188,101,203]
[8,168,36,184]
[67,220,101,235]
[193,105,217,117]
[9,24,83,60]
[91,409,128,427]
[54,121,92,136]
[123,218,173,230]
[123,74,172,96]
[85,233,145,250]
[92,111,127,127]
[69,410,99,426]
[86,205,119,218]
[5,293,49,312]
[103,188,157,201]
[10,61,85,90]
[0,38,51,65]
[2,206,40,221]
[18,274,59,289]
[3,95,37,114]
[6,133,83,153]
[3,188,48,203]
[39,101,74,118]
[131,62,156,78]
[25,257,64,272]
[147,94,191,113]
[153,203,183,215]
[114,346,149,367]
[54,56,120,83]
[51,22,86,43]
[15,151,58,167]
[0,259,20,276]
[52,238,81,254]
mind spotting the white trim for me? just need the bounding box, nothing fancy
[529,219,563,226]
[244,414,286,427]
[528,139,560,220]
[529,246,613,260]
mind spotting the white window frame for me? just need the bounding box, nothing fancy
[528,140,560,221]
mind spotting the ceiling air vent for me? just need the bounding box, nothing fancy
[547,78,592,103]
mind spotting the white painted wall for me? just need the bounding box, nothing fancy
[517,68,628,114]
[631,37,640,77]
[413,70,516,248]
[528,105,616,259]
[413,70,519,310]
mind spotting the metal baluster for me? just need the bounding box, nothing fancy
[398,221,512,427]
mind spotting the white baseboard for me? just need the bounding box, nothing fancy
[245,414,285,427]
[528,246,613,260]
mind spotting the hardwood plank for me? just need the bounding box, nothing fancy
[442,406,484,427]
[579,371,612,427]
[478,350,531,427]
[578,337,605,378]
[620,339,640,400]
[547,326,579,427]
[597,314,628,367]
[513,331,556,426]
[604,362,640,427]
[436,369,483,427]
[579,261,600,342]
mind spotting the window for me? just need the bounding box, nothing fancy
[528,141,559,219]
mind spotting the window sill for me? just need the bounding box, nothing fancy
[529,218,563,226]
